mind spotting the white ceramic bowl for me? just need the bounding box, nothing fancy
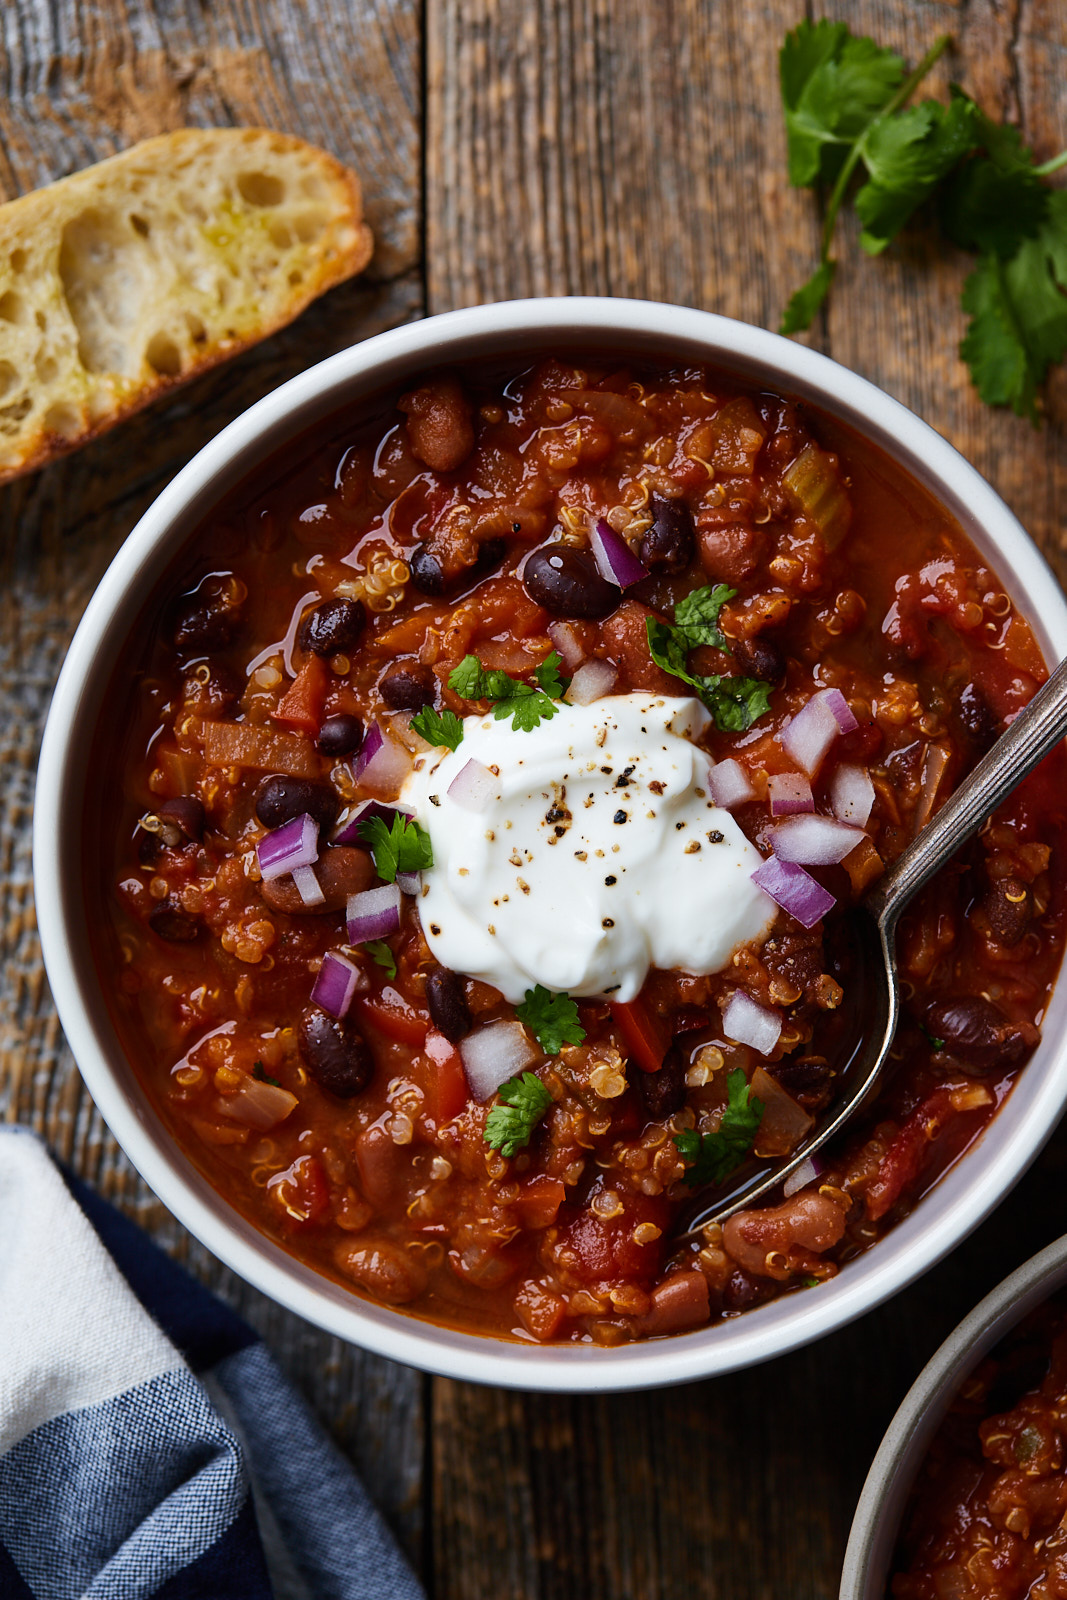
[34,297,1067,1391]
[841,1233,1067,1598]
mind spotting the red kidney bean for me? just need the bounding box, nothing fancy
[639,495,695,573]
[958,681,1000,751]
[298,598,366,657]
[983,876,1032,947]
[398,377,475,473]
[523,546,620,618]
[317,714,363,757]
[148,900,200,942]
[425,966,472,1042]
[299,1008,374,1097]
[159,795,205,842]
[925,996,1039,1074]
[259,846,376,915]
[380,663,436,711]
[254,775,339,833]
[636,1043,687,1120]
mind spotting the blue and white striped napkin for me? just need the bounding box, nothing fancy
[0,1126,425,1600]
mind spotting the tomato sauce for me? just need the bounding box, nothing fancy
[90,358,1067,1343]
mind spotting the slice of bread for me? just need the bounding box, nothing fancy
[0,128,374,483]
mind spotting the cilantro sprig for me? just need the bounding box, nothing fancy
[410,705,464,752]
[448,651,569,732]
[645,584,772,732]
[779,19,1067,420]
[362,939,397,979]
[515,985,586,1056]
[357,812,434,882]
[483,1071,554,1157]
[673,1069,764,1188]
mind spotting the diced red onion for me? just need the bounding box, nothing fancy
[257,812,319,882]
[291,864,325,907]
[751,855,835,929]
[829,763,875,827]
[721,991,782,1056]
[769,813,865,865]
[822,687,858,734]
[708,758,756,809]
[779,688,856,776]
[567,659,617,705]
[447,758,502,813]
[354,722,413,797]
[460,1021,541,1103]
[589,517,648,589]
[783,1154,825,1198]
[332,799,413,846]
[311,951,362,1019]
[346,883,402,942]
[547,619,588,671]
[396,871,421,897]
[768,772,814,816]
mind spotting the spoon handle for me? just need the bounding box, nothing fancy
[866,653,1067,931]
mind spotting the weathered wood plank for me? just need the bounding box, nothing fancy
[424,2,1067,1597]
[0,0,426,1563]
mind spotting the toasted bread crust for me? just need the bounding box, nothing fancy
[0,128,374,483]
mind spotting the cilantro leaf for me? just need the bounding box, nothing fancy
[515,984,586,1056]
[483,1071,554,1158]
[780,18,904,187]
[960,195,1067,422]
[363,939,397,978]
[252,1060,281,1087]
[357,812,434,882]
[941,151,1048,260]
[448,651,566,733]
[673,583,735,650]
[702,676,774,733]
[410,704,464,751]
[646,607,772,733]
[855,93,979,254]
[673,1069,764,1188]
[780,260,837,335]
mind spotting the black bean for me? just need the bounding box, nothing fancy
[317,714,364,757]
[148,900,200,942]
[640,495,695,573]
[925,996,1038,1075]
[958,682,1000,752]
[254,775,339,833]
[171,577,243,655]
[184,662,242,715]
[409,544,447,596]
[298,598,366,657]
[732,634,786,684]
[475,537,507,574]
[769,1056,834,1107]
[299,1008,374,1098]
[723,1268,772,1312]
[523,546,620,619]
[984,876,1031,947]
[380,664,436,711]
[159,795,205,843]
[425,966,472,1043]
[636,1043,687,1120]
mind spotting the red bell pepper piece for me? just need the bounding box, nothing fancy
[610,998,671,1074]
[273,655,329,736]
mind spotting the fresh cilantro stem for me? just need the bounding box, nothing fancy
[1034,149,1067,178]
[818,34,951,275]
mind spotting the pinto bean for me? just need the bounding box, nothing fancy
[254,775,339,834]
[380,664,436,711]
[299,1007,374,1098]
[722,1191,847,1280]
[698,521,764,586]
[636,1271,710,1336]
[317,714,364,757]
[260,845,376,915]
[298,598,366,657]
[398,377,475,472]
[425,966,472,1042]
[640,495,695,573]
[732,633,786,684]
[523,546,620,619]
[925,996,1039,1074]
[334,1238,427,1304]
[636,1043,687,1120]
[148,900,200,942]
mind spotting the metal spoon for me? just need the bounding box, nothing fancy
[680,652,1067,1241]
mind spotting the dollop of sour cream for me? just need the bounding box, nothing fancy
[401,694,776,1004]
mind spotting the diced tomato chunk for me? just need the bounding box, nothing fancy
[515,1174,566,1229]
[514,1279,567,1342]
[273,655,329,736]
[356,987,430,1047]
[268,1154,329,1226]
[423,1029,469,1123]
[866,1089,957,1220]
[559,1183,670,1284]
[610,998,671,1073]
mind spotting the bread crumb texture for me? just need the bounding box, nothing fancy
[0,127,374,482]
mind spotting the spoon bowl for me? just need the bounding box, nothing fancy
[681,652,1067,1238]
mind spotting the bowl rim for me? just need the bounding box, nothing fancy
[33,294,1067,1392]
[840,1231,1067,1599]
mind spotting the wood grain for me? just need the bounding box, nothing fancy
[0,0,426,1563]
[424,3,1067,1597]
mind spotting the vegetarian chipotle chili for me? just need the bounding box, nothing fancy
[94,357,1067,1344]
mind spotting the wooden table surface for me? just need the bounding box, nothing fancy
[2,2,1066,1595]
